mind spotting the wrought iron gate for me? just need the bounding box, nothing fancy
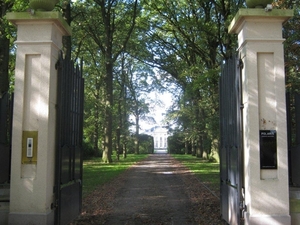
[55,52,84,225]
[0,92,13,184]
[287,93,300,186]
[219,55,244,224]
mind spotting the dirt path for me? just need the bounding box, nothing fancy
[71,154,225,225]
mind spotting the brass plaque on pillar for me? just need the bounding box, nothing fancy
[260,130,277,169]
[22,131,38,164]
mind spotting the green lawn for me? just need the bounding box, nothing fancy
[82,154,149,197]
[171,154,220,194]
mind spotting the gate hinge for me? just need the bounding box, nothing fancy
[240,187,247,221]
[51,199,59,210]
[53,185,56,193]
[240,200,247,224]
[239,200,247,213]
[55,60,60,70]
[238,58,244,69]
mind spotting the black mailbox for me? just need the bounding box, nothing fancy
[260,130,277,169]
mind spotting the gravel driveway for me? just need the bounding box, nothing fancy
[71,154,225,225]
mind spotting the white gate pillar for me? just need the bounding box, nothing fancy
[229,8,293,225]
[6,12,70,224]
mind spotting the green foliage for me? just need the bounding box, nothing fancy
[284,4,300,94]
[282,2,300,147]
[3,0,299,165]
[138,0,245,159]
[137,134,154,154]
[1,0,29,95]
[83,139,99,158]
[168,130,186,154]
[125,134,154,154]
[82,154,149,197]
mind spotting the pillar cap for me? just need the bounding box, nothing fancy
[6,11,71,36]
[229,8,294,34]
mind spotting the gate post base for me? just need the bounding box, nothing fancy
[8,211,54,225]
[246,214,291,225]
[290,187,300,225]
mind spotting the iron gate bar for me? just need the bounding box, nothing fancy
[0,92,13,184]
[55,52,84,225]
[290,93,300,186]
[220,55,244,225]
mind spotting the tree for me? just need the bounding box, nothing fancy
[1,1,31,95]
[114,54,129,159]
[0,1,14,96]
[125,58,153,154]
[281,0,300,148]
[137,134,154,154]
[96,0,138,163]
[75,0,139,162]
[2,0,297,160]
[135,0,243,158]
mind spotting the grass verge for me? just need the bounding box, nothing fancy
[171,154,220,195]
[82,154,149,197]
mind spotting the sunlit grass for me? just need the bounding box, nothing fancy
[82,154,148,197]
[171,154,220,194]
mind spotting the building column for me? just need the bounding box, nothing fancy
[6,12,71,224]
[229,8,293,225]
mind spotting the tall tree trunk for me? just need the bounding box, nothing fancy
[116,127,120,160]
[196,135,203,158]
[191,139,196,156]
[123,142,127,158]
[102,61,113,163]
[93,122,99,156]
[185,138,189,155]
[122,94,128,159]
[122,97,128,159]
[202,133,208,159]
[93,0,138,162]
[116,60,126,160]
[93,81,101,157]
[135,116,139,154]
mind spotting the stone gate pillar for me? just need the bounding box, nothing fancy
[6,12,71,224]
[229,8,293,225]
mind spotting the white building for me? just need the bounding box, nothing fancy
[144,126,169,153]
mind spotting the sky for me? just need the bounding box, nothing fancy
[130,91,174,132]
[148,92,173,124]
